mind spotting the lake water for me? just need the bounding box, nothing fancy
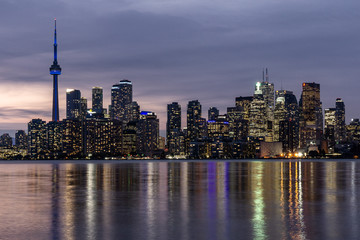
[0,160,359,240]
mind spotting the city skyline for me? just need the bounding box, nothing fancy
[1,0,360,134]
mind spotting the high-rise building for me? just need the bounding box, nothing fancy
[260,68,275,111]
[207,116,229,140]
[15,130,27,149]
[0,134,12,148]
[167,102,181,153]
[187,100,202,142]
[80,97,88,120]
[46,121,62,156]
[249,83,267,139]
[324,108,336,152]
[335,98,346,142]
[346,119,360,142]
[235,96,253,121]
[137,111,159,157]
[227,106,248,141]
[249,70,274,141]
[128,101,140,122]
[49,19,61,122]
[208,107,219,121]
[66,89,81,120]
[235,96,253,137]
[122,121,137,156]
[111,80,133,121]
[28,119,46,158]
[299,82,323,149]
[83,118,109,156]
[62,119,83,157]
[273,90,299,152]
[92,87,103,114]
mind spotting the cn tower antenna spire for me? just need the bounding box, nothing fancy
[50,18,61,122]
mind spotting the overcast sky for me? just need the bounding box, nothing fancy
[1,0,360,135]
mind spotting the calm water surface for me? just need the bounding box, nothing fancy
[0,160,359,240]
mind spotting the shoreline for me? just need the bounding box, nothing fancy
[0,158,358,164]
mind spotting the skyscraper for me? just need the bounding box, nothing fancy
[66,89,81,120]
[249,69,275,141]
[111,80,133,121]
[80,97,88,120]
[0,134,12,148]
[299,82,323,149]
[208,107,219,121]
[28,119,46,158]
[324,108,336,152]
[167,102,182,155]
[274,90,299,153]
[62,119,83,157]
[249,82,268,139]
[92,87,103,114]
[49,19,61,122]
[187,100,202,142]
[235,96,253,121]
[128,101,140,122]
[335,98,346,142]
[137,111,159,157]
[15,130,28,149]
[167,102,181,141]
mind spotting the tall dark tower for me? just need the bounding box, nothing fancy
[50,19,61,122]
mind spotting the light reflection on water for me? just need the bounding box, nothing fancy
[0,160,359,240]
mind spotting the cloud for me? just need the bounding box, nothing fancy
[1,0,360,133]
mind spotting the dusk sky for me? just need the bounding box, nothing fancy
[1,0,360,135]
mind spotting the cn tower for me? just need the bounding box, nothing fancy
[49,19,61,122]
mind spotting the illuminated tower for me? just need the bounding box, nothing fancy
[299,82,323,148]
[49,19,61,122]
[187,100,202,141]
[66,89,81,120]
[111,80,133,121]
[92,87,103,114]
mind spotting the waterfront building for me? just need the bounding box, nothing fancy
[299,82,323,149]
[207,115,230,141]
[227,106,248,141]
[83,119,109,156]
[187,100,202,142]
[208,107,219,121]
[0,134,12,148]
[346,119,360,142]
[62,119,83,157]
[80,97,88,120]
[197,118,208,140]
[15,130,27,149]
[249,89,267,139]
[249,70,275,142]
[167,129,186,157]
[235,96,253,137]
[111,80,133,121]
[166,102,182,155]
[49,19,61,122]
[235,96,253,121]
[66,89,81,120]
[128,101,140,122]
[324,108,336,152]
[83,119,122,157]
[92,87,103,114]
[46,121,62,156]
[137,111,159,157]
[273,90,299,153]
[28,119,46,158]
[122,121,137,156]
[335,98,346,142]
